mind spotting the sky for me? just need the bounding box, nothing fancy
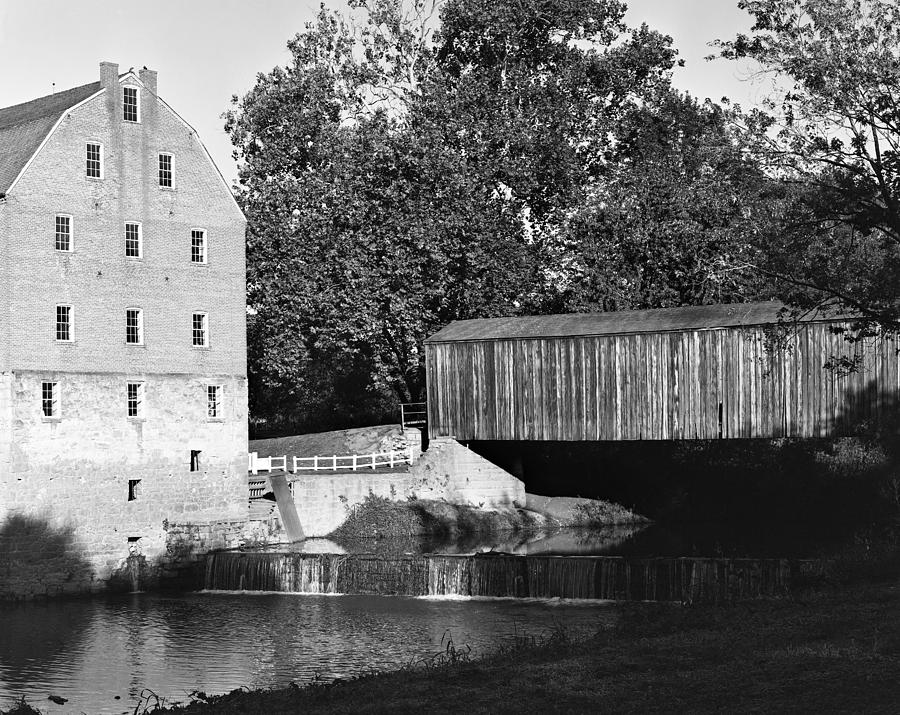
[0,0,762,187]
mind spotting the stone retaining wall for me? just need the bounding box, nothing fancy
[288,438,525,537]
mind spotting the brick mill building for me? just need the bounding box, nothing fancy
[0,62,248,591]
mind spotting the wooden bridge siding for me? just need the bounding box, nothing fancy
[425,323,900,441]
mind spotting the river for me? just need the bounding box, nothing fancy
[0,590,615,714]
[0,522,843,714]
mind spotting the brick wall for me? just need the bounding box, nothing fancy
[0,66,249,598]
[0,76,246,375]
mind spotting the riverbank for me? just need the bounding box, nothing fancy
[326,494,646,554]
[137,579,899,714]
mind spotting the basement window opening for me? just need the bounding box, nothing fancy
[190,450,201,472]
[128,479,141,501]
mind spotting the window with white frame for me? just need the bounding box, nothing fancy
[41,381,59,418]
[207,385,222,418]
[126,308,144,345]
[125,222,142,258]
[192,312,208,347]
[158,153,172,187]
[123,86,139,122]
[55,215,72,252]
[86,142,102,178]
[126,382,144,418]
[191,229,207,264]
[55,305,72,342]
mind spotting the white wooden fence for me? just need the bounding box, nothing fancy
[248,449,411,475]
[247,453,288,475]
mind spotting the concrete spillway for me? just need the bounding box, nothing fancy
[204,552,818,604]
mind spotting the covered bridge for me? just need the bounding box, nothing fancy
[424,302,900,442]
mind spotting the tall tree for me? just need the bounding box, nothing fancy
[716,0,900,331]
[559,90,768,312]
[228,0,684,429]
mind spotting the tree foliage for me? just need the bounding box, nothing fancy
[716,0,900,330]
[559,91,768,312]
[229,0,767,431]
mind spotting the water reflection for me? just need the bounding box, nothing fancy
[321,522,847,559]
[0,600,93,687]
[0,592,614,715]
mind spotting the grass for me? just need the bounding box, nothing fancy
[140,579,900,714]
[327,495,546,554]
[570,499,649,528]
[250,425,402,460]
[0,699,41,715]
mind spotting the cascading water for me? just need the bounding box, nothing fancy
[205,552,805,603]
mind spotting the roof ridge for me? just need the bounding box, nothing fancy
[0,80,101,130]
[0,79,104,194]
[423,301,849,343]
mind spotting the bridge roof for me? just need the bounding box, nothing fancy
[425,302,841,343]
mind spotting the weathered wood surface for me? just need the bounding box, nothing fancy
[268,474,305,542]
[425,322,900,441]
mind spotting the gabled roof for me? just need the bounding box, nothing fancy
[0,81,102,194]
[425,302,846,343]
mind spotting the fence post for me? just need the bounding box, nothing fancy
[332,454,337,471]
[314,455,318,472]
[389,450,395,468]
[352,454,357,471]
[249,452,258,475]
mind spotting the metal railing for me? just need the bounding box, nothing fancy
[401,402,427,428]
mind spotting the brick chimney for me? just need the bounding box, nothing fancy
[139,67,157,96]
[100,61,119,90]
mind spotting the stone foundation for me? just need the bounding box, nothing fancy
[0,370,248,599]
[286,438,525,537]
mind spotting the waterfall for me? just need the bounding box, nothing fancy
[204,552,798,603]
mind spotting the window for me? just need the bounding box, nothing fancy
[86,142,102,178]
[126,382,144,418]
[128,479,141,502]
[55,215,72,252]
[55,305,72,342]
[125,222,142,258]
[190,450,202,472]
[123,86,139,122]
[126,308,143,345]
[158,153,172,187]
[192,312,208,347]
[207,385,222,418]
[191,229,207,264]
[41,381,59,418]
